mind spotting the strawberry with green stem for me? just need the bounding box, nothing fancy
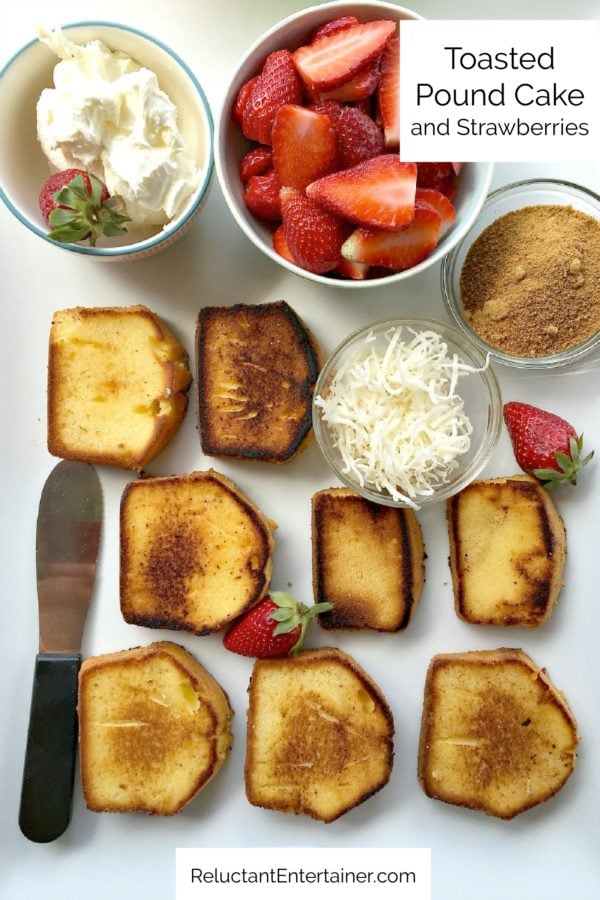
[503,401,594,488]
[39,169,130,246]
[223,591,333,658]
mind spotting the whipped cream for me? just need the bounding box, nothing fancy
[36,27,202,228]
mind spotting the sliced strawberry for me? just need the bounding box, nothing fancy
[416,162,454,186]
[293,19,397,92]
[333,105,384,170]
[342,201,441,269]
[231,16,466,282]
[280,186,350,274]
[354,95,375,118]
[308,99,344,126]
[377,36,399,148]
[272,104,337,190]
[416,162,457,199]
[333,257,371,280]
[310,15,360,43]
[243,169,282,223]
[239,145,273,181]
[242,50,303,144]
[306,155,417,231]
[317,63,380,102]
[272,224,297,263]
[415,187,456,238]
[274,193,369,278]
[233,76,259,125]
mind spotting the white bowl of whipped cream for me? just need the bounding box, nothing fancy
[0,22,213,259]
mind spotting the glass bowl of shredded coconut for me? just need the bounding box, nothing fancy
[313,318,502,509]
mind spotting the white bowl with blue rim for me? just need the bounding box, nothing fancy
[0,22,213,260]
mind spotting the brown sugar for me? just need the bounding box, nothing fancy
[459,204,600,357]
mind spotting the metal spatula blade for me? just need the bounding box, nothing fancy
[19,460,102,843]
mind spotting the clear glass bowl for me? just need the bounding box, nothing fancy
[312,317,502,508]
[441,179,600,368]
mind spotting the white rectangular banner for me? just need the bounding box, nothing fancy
[399,20,599,161]
[176,847,432,900]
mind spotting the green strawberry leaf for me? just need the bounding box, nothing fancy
[47,171,131,246]
[270,607,297,623]
[533,433,594,489]
[269,591,300,610]
[267,591,333,654]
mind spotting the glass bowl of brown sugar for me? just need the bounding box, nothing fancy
[440,179,600,369]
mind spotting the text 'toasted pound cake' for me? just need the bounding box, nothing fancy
[48,305,192,470]
[196,300,323,463]
[245,647,394,823]
[120,469,275,634]
[418,648,578,820]
[446,475,567,627]
[312,488,425,631]
[78,642,233,816]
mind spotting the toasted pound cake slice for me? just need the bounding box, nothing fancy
[245,647,394,822]
[120,469,275,634]
[447,475,566,627]
[418,648,578,820]
[196,300,323,463]
[312,488,425,631]
[48,305,191,471]
[78,642,233,816]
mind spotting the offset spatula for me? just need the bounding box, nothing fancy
[19,460,102,843]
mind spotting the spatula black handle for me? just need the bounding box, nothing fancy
[19,653,81,843]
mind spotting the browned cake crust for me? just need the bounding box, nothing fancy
[446,475,566,627]
[78,641,233,816]
[245,647,394,822]
[418,648,578,820]
[120,469,275,634]
[196,300,323,463]
[48,305,191,471]
[312,488,425,631]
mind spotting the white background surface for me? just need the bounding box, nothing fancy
[1,2,599,899]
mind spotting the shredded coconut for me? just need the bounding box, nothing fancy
[315,326,485,508]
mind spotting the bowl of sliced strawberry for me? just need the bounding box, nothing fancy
[215,1,493,287]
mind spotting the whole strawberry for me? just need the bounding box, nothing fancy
[503,401,593,488]
[223,591,333,658]
[39,169,130,246]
